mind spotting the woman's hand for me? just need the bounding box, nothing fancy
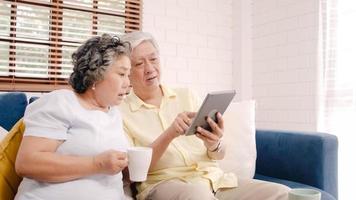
[196,112,224,152]
[168,111,196,138]
[93,150,128,175]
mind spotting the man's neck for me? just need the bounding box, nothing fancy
[137,85,163,107]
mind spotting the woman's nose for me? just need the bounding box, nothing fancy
[125,77,130,86]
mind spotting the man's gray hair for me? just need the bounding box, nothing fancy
[121,31,159,52]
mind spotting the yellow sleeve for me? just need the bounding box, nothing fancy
[188,89,203,112]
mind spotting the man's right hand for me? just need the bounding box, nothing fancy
[93,150,128,175]
[168,111,196,138]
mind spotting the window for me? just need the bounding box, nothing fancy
[0,0,141,91]
[320,0,356,199]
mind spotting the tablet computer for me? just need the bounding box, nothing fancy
[185,90,236,136]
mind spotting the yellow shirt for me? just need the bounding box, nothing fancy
[119,85,237,200]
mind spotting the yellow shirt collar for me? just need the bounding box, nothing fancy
[126,85,177,112]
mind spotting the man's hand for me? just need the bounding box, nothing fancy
[168,111,196,138]
[196,112,224,151]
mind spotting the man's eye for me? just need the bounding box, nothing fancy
[135,62,143,67]
[150,57,158,62]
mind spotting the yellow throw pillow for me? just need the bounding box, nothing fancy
[0,119,25,200]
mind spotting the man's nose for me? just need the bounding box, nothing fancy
[144,60,155,74]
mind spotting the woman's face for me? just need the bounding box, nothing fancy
[129,41,161,94]
[94,55,131,107]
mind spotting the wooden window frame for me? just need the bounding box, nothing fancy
[0,0,141,92]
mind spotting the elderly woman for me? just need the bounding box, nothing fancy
[119,31,290,200]
[15,34,131,200]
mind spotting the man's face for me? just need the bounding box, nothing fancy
[129,41,161,93]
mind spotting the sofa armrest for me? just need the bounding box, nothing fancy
[255,129,338,199]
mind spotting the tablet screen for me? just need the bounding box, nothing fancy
[185,90,236,136]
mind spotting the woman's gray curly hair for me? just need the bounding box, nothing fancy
[69,33,131,93]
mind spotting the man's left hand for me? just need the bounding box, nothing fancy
[195,112,224,151]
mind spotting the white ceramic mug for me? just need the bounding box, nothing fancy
[127,147,152,182]
[288,188,321,200]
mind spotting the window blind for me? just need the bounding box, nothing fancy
[0,0,141,92]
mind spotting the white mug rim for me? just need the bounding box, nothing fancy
[289,188,321,197]
[128,147,152,151]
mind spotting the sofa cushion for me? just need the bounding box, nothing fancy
[0,92,27,131]
[218,100,256,179]
[254,174,336,200]
[0,119,25,200]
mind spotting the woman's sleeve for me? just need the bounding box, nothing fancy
[24,92,72,140]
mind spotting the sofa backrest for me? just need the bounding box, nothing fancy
[0,93,28,131]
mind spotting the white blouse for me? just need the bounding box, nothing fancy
[15,89,129,200]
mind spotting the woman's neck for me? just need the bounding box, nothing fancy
[76,91,109,112]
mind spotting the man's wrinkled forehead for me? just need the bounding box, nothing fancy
[131,41,159,60]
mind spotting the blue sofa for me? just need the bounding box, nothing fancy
[0,92,338,200]
[254,130,338,200]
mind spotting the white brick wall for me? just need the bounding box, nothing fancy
[17,0,320,133]
[143,0,320,132]
[232,0,253,101]
[142,0,234,97]
[15,0,321,134]
[250,0,320,131]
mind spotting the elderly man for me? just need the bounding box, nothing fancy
[119,31,290,200]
